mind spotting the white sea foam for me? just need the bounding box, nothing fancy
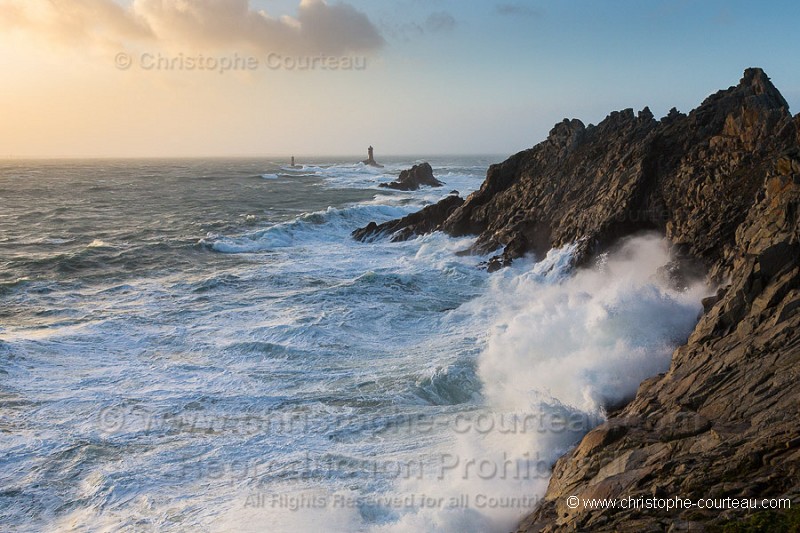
[1,158,708,533]
[201,204,412,253]
[87,239,114,248]
[361,235,708,532]
[205,235,707,533]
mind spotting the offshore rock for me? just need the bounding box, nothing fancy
[379,162,444,191]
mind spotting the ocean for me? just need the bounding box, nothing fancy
[0,157,707,532]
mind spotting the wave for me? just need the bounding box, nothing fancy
[362,235,708,532]
[204,168,484,256]
[0,157,502,533]
[223,341,308,360]
[199,235,708,533]
[9,159,707,533]
[87,239,114,248]
[413,360,481,405]
[200,204,411,254]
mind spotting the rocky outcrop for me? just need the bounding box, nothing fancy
[443,68,793,271]
[352,193,463,242]
[379,162,444,191]
[512,70,800,531]
[518,149,800,532]
[356,69,793,274]
[353,68,800,530]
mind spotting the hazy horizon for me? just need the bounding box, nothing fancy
[0,152,509,161]
[2,0,799,159]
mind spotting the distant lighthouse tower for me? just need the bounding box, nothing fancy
[362,145,384,168]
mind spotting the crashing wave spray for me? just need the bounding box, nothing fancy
[378,234,708,532]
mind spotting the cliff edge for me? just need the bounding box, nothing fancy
[519,142,800,532]
[354,68,800,530]
[513,69,800,532]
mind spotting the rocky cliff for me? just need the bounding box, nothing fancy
[356,68,793,272]
[519,144,800,532]
[354,68,800,530]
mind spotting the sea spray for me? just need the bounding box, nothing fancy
[368,234,708,533]
[210,234,707,533]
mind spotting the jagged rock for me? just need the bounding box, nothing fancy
[514,70,800,532]
[366,69,793,272]
[351,193,463,242]
[379,162,443,191]
[355,68,800,531]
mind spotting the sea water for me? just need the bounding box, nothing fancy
[0,157,707,532]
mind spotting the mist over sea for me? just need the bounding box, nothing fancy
[0,158,705,532]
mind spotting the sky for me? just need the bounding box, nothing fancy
[0,0,799,158]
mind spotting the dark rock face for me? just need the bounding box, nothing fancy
[443,68,793,270]
[361,69,793,272]
[351,193,464,242]
[353,68,800,531]
[518,148,800,533]
[495,70,800,531]
[379,162,444,191]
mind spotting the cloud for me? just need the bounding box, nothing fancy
[0,0,384,55]
[0,0,153,49]
[424,11,456,33]
[494,3,544,18]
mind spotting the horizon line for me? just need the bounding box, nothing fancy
[0,152,514,162]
